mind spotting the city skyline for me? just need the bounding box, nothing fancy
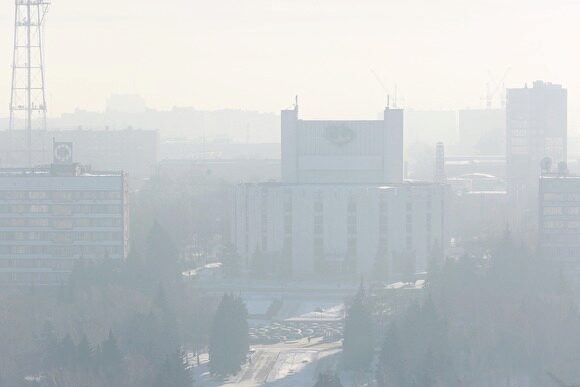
[0,0,579,123]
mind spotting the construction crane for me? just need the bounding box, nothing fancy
[486,67,511,110]
[371,69,397,108]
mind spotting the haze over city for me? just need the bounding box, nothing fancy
[1,0,580,124]
[2,1,580,386]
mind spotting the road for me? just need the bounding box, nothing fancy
[192,337,341,387]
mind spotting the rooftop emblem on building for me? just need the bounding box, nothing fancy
[53,142,73,165]
[324,126,356,146]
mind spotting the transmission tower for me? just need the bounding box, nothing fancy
[9,0,51,167]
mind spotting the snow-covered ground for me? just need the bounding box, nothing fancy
[188,282,358,385]
[241,293,345,321]
[189,295,347,386]
[284,304,345,322]
[190,338,341,387]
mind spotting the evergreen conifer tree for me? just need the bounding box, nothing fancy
[39,321,59,371]
[76,334,93,370]
[153,351,192,387]
[209,293,249,375]
[146,220,179,275]
[342,284,374,369]
[377,323,407,386]
[154,285,180,354]
[97,330,124,384]
[57,334,76,369]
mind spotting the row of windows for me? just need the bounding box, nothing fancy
[0,191,121,201]
[406,202,413,249]
[283,236,292,254]
[0,245,122,257]
[284,215,292,235]
[379,202,389,248]
[260,195,268,249]
[347,201,356,213]
[313,238,359,256]
[543,234,580,243]
[314,199,323,238]
[544,246,580,258]
[0,271,69,284]
[544,193,580,202]
[543,206,580,216]
[544,220,580,230]
[0,217,121,228]
[0,231,123,242]
[314,238,323,256]
[347,238,356,255]
[0,204,121,215]
[0,259,75,270]
[347,215,357,234]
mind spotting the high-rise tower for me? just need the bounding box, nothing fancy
[506,81,567,195]
[434,142,446,184]
[9,0,51,167]
[506,81,567,233]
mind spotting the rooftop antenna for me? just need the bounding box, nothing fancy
[294,95,299,111]
[9,0,51,167]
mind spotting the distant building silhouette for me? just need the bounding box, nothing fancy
[506,81,567,232]
[539,174,580,265]
[0,129,159,181]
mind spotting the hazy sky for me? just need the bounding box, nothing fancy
[0,0,579,122]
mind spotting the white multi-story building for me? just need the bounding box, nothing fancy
[232,104,447,280]
[539,175,580,265]
[233,182,445,278]
[0,143,128,285]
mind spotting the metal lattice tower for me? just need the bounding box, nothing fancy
[9,0,50,167]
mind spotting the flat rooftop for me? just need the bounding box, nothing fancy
[0,166,123,178]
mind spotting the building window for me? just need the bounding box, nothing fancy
[314,215,323,235]
[314,238,323,256]
[314,201,323,212]
[347,238,357,255]
[347,222,357,234]
[347,201,356,213]
[29,191,49,200]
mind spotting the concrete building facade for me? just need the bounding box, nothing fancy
[506,81,567,232]
[0,143,128,285]
[233,182,445,278]
[233,104,446,280]
[281,106,403,184]
[507,81,567,185]
[539,175,580,264]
